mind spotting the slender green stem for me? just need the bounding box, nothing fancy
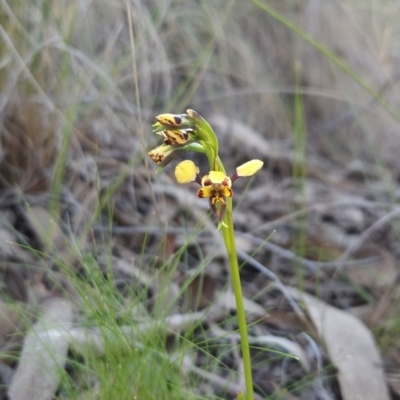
[181,114,254,398]
[221,198,254,400]
[214,157,254,400]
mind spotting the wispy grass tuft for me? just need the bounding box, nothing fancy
[1,0,400,399]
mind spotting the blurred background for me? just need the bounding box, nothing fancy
[1,1,400,399]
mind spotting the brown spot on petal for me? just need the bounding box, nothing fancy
[202,177,212,186]
[148,151,164,165]
[163,129,188,145]
[224,187,233,197]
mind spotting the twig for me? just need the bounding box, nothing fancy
[337,207,400,263]
[238,232,382,273]
[98,224,384,272]
[237,249,306,319]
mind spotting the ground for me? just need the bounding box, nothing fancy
[1,1,400,399]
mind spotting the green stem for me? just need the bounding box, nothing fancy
[216,158,254,400]
[194,115,254,398]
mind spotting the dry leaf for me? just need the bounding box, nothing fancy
[209,323,311,372]
[289,288,390,400]
[264,311,306,332]
[8,297,73,400]
[253,335,310,372]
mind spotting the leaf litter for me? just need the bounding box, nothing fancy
[2,1,400,399]
[288,288,390,400]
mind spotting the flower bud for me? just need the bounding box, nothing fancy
[148,145,174,165]
[155,113,189,127]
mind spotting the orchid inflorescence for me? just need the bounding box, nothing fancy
[148,109,263,224]
[148,109,260,399]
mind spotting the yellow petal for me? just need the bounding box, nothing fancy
[174,160,199,183]
[162,129,193,145]
[197,187,213,198]
[155,113,188,126]
[148,145,173,165]
[221,187,233,198]
[202,171,232,187]
[236,159,263,177]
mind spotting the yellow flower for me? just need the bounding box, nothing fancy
[198,171,233,205]
[174,159,263,221]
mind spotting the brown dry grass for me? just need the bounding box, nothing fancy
[1,1,400,399]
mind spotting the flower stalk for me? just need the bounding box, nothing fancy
[216,158,254,400]
[148,110,263,400]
